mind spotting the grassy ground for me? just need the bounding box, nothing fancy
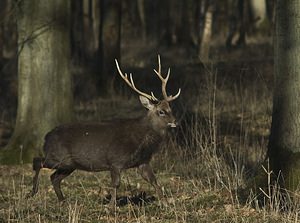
[0,148,298,222]
[1,57,299,222]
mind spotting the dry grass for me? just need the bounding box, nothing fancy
[1,65,300,223]
[0,147,299,222]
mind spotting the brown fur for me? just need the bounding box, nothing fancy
[30,97,177,205]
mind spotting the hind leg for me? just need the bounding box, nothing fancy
[29,157,44,197]
[50,169,74,201]
[31,168,41,196]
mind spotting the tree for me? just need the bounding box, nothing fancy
[226,0,248,48]
[249,0,267,28]
[0,0,5,61]
[99,0,121,94]
[71,0,84,63]
[198,0,214,61]
[0,0,18,60]
[268,0,300,191]
[0,0,73,164]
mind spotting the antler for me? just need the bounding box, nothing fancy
[153,55,181,102]
[115,59,158,102]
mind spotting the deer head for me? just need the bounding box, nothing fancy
[115,55,181,131]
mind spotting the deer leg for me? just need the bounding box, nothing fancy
[50,169,74,201]
[31,168,40,197]
[30,157,44,197]
[110,167,121,207]
[138,163,162,198]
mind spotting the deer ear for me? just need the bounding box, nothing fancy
[139,96,155,110]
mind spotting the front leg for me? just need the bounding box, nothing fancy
[138,163,163,198]
[110,167,121,208]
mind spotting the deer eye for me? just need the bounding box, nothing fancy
[158,110,166,116]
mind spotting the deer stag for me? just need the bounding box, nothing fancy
[30,55,181,206]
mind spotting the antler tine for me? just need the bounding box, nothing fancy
[153,55,180,102]
[115,59,156,101]
[158,54,161,75]
[151,91,159,101]
[169,88,181,101]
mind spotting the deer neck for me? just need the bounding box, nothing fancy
[142,115,167,136]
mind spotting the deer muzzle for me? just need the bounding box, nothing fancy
[167,122,177,128]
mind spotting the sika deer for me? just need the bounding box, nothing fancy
[30,56,181,206]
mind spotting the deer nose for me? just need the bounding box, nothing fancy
[167,120,177,128]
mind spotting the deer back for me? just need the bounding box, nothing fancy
[42,55,180,172]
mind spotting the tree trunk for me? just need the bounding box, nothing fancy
[71,0,84,64]
[83,0,95,59]
[268,0,300,191]
[0,0,6,61]
[199,1,213,61]
[180,0,196,46]
[92,0,100,51]
[166,0,182,45]
[1,0,73,164]
[137,0,146,40]
[249,0,267,28]
[99,0,121,94]
[2,0,17,59]
[145,0,159,41]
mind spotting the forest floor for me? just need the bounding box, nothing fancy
[2,40,300,222]
[0,159,294,223]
